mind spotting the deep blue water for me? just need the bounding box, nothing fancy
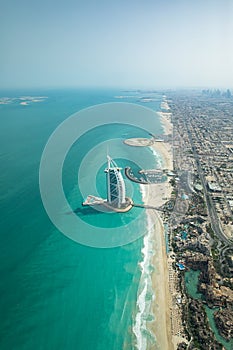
[0,89,163,349]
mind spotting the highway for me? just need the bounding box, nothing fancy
[185,119,229,244]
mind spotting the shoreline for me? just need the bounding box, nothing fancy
[140,99,174,349]
[129,97,175,349]
[157,111,172,136]
[138,185,173,350]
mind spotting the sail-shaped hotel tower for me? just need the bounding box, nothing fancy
[82,155,132,212]
[104,155,126,209]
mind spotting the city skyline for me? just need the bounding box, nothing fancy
[1,0,233,89]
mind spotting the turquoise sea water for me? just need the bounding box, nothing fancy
[0,89,163,349]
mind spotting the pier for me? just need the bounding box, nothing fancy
[132,203,164,211]
[83,196,164,212]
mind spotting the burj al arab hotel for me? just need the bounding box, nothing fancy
[104,155,126,209]
[83,155,132,212]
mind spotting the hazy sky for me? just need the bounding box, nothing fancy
[1,0,233,89]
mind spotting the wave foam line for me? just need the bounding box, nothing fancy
[133,186,156,350]
[150,147,163,169]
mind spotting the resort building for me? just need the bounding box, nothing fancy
[105,155,126,208]
[83,155,132,212]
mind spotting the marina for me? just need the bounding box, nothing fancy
[125,166,167,184]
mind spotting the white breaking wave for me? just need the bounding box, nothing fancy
[150,148,163,169]
[133,186,156,350]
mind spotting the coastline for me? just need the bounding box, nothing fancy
[146,101,174,350]
[133,101,174,349]
[152,110,173,171]
[139,185,173,350]
[147,102,173,349]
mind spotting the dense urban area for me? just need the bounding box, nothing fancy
[162,90,233,350]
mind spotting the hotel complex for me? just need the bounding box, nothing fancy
[83,155,132,212]
[105,155,126,209]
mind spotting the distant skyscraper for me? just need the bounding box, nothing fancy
[105,155,126,208]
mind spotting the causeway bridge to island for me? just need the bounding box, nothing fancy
[132,203,164,211]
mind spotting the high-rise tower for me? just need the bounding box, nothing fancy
[83,155,132,212]
[104,155,126,208]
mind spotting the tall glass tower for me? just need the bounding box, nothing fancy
[104,155,126,208]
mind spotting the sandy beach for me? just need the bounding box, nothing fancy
[161,99,171,111]
[124,102,174,349]
[151,110,173,171]
[157,111,173,136]
[140,182,173,350]
[151,140,173,172]
[142,106,174,349]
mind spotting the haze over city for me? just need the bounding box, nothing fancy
[1,0,233,89]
